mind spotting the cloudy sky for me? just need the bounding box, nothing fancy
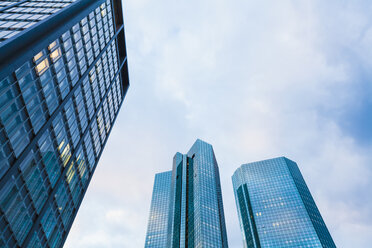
[65,0,372,247]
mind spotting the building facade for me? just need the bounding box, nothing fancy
[0,0,129,247]
[145,171,173,247]
[232,157,336,248]
[145,139,228,248]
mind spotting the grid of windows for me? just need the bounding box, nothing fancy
[145,171,172,248]
[286,160,337,248]
[0,2,23,9]
[156,139,228,248]
[185,140,228,248]
[0,0,78,42]
[232,157,336,248]
[0,0,128,247]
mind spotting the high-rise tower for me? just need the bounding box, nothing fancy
[0,1,129,247]
[232,157,336,248]
[145,171,172,247]
[145,139,228,248]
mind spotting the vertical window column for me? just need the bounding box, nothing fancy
[0,175,33,244]
[37,130,61,188]
[16,62,46,134]
[19,150,48,214]
[0,76,31,158]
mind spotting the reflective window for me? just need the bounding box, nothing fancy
[19,150,48,214]
[0,177,32,243]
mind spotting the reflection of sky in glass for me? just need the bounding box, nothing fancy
[145,171,172,247]
[185,139,228,248]
[233,157,336,248]
[145,140,228,247]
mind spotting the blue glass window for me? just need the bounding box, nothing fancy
[97,108,106,141]
[83,132,95,171]
[74,87,88,132]
[0,81,31,157]
[52,114,71,167]
[75,145,89,187]
[38,130,60,187]
[41,204,57,239]
[27,232,42,248]
[64,100,79,148]
[65,161,80,206]
[0,178,32,244]
[81,76,94,120]
[39,69,59,114]
[19,150,48,213]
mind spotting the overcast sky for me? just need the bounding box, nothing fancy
[65,0,372,247]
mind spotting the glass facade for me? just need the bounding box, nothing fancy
[0,0,78,43]
[145,139,228,248]
[145,171,172,248]
[232,157,336,248]
[0,0,129,247]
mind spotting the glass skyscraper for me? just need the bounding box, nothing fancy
[145,171,173,248]
[145,139,228,248]
[232,157,336,248]
[0,0,129,247]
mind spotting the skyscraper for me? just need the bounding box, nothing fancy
[145,171,172,248]
[0,1,129,247]
[232,157,336,248]
[145,139,228,248]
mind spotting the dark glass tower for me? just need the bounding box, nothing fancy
[0,1,129,247]
[232,157,336,248]
[145,139,228,248]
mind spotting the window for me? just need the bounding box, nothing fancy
[35,58,49,76]
[50,48,61,62]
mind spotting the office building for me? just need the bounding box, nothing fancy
[145,139,228,247]
[0,0,129,247]
[145,171,172,247]
[232,157,336,248]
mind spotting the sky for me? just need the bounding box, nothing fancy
[65,0,372,247]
